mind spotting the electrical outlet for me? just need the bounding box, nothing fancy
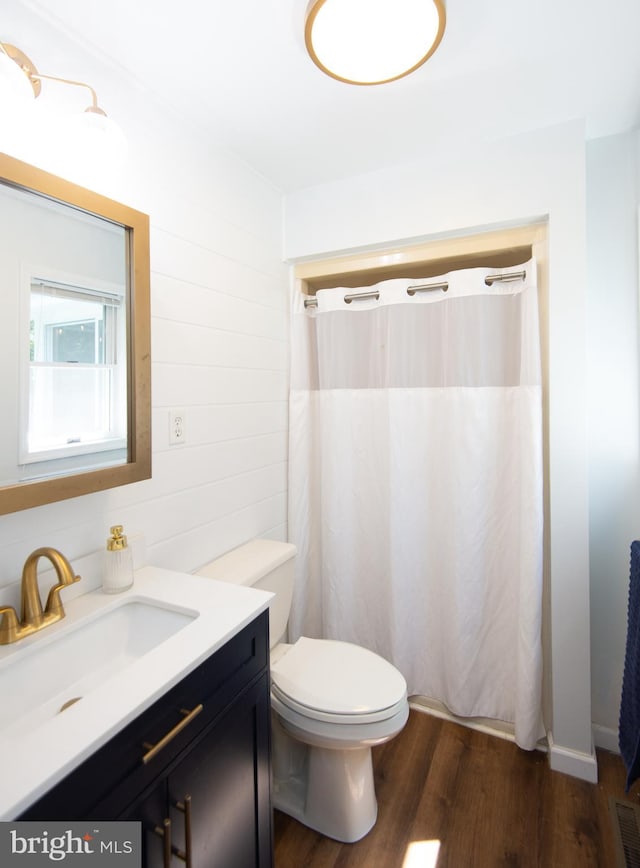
[169,409,186,445]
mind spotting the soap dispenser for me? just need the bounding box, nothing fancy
[103,525,134,594]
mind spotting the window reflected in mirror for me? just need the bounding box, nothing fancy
[25,276,128,472]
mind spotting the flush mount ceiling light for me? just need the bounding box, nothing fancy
[305,0,446,85]
[0,41,126,162]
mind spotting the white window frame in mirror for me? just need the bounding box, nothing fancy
[19,267,128,472]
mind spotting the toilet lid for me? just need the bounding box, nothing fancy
[271,637,407,716]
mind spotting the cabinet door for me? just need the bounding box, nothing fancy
[133,674,272,868]
[168,674,272,868]
[132,781,169,868]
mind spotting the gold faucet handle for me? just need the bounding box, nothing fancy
[44,571,81,617]
[0,606,20,645]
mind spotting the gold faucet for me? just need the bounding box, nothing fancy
[0,548,81,645]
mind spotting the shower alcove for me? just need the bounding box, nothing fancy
[291,221,552,750]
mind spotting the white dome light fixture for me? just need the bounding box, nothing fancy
[305,0,446,85]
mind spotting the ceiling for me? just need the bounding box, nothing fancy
[5,0,640,192]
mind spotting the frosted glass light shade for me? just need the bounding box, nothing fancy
[305,0,446,85]
[0,51,37,157]
[41,108,128,180]
[70,110,128,166]
[0,50,35,110]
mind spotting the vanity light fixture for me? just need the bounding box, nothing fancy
[0,41,126,160]
[304,0,446,85]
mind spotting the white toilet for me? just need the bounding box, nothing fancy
[196,538,409,843]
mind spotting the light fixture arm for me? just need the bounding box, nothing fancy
[29,72,104,115]
[0,41,105,114]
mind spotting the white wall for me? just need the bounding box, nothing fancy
[587,131,640,750]
[284,121,596,777]
[0,7,289,593]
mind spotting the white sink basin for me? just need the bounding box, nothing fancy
[0,599,196,737]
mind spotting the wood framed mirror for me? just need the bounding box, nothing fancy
[0,153,151,514]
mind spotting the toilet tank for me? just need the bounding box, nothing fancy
[194,539,297,648]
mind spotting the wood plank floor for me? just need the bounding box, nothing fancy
[273,709,638,868]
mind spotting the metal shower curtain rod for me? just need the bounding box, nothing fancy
[303,269,526,308]
[484,269,527,286]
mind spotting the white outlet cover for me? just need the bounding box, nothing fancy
[169,409,186,444]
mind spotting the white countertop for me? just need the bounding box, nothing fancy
[0,565,271,819]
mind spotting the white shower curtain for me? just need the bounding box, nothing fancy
[288,259,544,750]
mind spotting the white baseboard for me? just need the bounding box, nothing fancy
[409,697,517,744]
[409,698,603,783]
[409,696,548,751]
[592,724,619,754]
[547,731,599,783]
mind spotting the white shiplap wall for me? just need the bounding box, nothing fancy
[142,217,289,571]
[0,7,289,591]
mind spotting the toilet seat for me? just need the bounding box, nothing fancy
[271,637,407,725]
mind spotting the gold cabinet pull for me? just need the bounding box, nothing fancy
[153,818,172,868]
[174,794,193,867]
[142,705,203,764]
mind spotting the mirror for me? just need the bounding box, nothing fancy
[0,153,151,514]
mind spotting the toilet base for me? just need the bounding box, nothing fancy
[272,716,378,843]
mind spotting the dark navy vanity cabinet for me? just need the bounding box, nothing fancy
[20,611,273,868]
